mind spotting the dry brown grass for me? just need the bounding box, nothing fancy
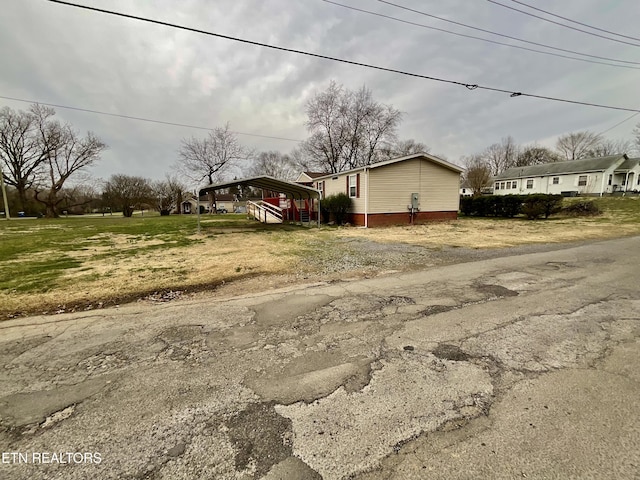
[1,231,306,316]
[335,215,640,249]
[2,203,640,318]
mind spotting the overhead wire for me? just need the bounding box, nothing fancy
[46,0,640,113]
[486,0,640,48]
[0,94,303,142]
[596,112,640,136]
[508,0,640,43]
[322,0,640,70]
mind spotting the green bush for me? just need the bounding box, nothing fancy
[460,195,524,218]
[562,200,602,217]
[521,194,563,220]
[323,193,352,225]
[460,194,563,220]
[460,196,475,216]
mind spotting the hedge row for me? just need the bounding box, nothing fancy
[460,194,564,220]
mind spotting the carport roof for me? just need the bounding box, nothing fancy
[199,175,321,198]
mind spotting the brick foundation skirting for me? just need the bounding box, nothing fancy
[348,211,457,227]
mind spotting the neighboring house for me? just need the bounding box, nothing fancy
[179,193,239,214]
[295,171,326,186]
[492,154,640,196]
[179,195,199,214]
[459,184,474,196]
[309,152,463,227]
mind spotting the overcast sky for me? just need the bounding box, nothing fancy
[1,0,639,185]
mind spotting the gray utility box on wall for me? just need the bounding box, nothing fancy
[411,193,419,210]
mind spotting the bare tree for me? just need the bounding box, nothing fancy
[151,175,186,215]
[634,122,640,153]
[515,145,562,167]
[482,136,520,176]
[177,123,248,212]
[588,138,634,157]
[34,119,106,218]
[177,123,248,185]
[0,105,55,212]
[302,81,402,173]
[555,131,602,160]
[379,138,430,160]
[103,174,153,217]
[247,151,297,180]
[462,155,492,195]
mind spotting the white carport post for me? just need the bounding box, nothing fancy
[0,167,10,220]
[197,192,201,234]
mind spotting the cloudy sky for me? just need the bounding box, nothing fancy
[1,0,639,185]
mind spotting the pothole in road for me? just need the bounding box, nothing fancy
[475,284,519,298]
[226,402,296,478]
[433,344,470,362]
[419,305,455,316]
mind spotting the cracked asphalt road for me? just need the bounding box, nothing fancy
[1,236,639,479]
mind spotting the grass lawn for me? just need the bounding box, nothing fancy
[1,197,639,318]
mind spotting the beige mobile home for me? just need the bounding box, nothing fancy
[311,153,463,227]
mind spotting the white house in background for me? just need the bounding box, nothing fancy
[492,154,640,196]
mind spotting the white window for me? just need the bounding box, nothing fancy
[495,183,500,190]
[500,182,505,189]
[552,177,559,185]
[526,179,534,189]
[348,175,357,198]
[512,181,517,189]
[578,175,588,186]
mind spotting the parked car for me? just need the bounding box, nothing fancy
[216,207,228,214]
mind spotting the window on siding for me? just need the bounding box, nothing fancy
[552,177,559,185]
[348,175,357,198]
[495,183,500,190]
[512,181,517,189]
[608,174,612,186]
[622,177,626,185]
[500,182,505,189]
[578,175,587,186]
[526,179,534,189]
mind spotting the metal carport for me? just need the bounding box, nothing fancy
[198,175,322,229]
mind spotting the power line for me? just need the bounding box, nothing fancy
[375,0,640,66]
[322,0,640,70]
[47,0,640,113]
[0,94,303,142]
[509,0,640,43]
[486,0,640,48]
[596,112,640,136]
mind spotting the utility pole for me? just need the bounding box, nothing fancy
[0,167,10,220]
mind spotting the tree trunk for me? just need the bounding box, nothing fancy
[35,189,60,218]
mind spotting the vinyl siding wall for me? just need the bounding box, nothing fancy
[368,158,460,213]
[315,158,461,216]
[320,173,366,212]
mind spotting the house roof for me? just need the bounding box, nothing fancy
[311,153,464,181]
[200,175,321,199]
[303,171,326,178]
[616,157,640,171]
[494,154,628,180]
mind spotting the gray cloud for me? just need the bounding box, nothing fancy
[1,0,638,184]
